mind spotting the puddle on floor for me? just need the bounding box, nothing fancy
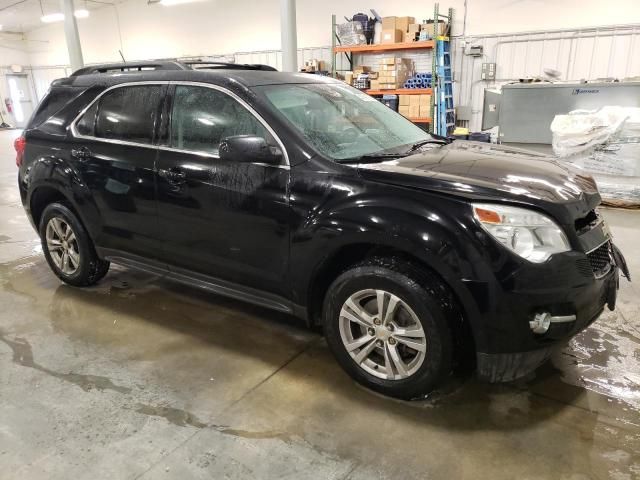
[134,403,291,441]
[0,330,131,394]
[554,309,640,415]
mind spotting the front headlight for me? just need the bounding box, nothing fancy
[472,203,570,263]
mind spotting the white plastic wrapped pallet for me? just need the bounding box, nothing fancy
[550,106,640,207]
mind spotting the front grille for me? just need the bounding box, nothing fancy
[575,258,593,277]
[587,241,613,278]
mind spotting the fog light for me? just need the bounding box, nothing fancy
[530,312,551,334]
[529,312,577,334]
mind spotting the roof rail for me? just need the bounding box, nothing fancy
[181,60,278,71]
[71,61,188,76]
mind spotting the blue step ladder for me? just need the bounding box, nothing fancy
[435,38,455,137]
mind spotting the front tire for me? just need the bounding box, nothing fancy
[323,258,454,400]
[39,202,110,287]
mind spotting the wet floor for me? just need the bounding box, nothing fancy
[0,129,639,479]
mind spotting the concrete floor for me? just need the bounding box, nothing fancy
[0,128,639,480]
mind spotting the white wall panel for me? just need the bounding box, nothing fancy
[8,0,640,133]
[451,25,640,131]
[30,67,71,99]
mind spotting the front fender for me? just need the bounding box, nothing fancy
[291,190,493,351]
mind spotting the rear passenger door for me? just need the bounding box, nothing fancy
[71,84,166,260]
[154,83,290,295]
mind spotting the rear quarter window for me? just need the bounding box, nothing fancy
[28,87,83,128]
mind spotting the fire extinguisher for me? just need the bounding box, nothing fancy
[4,98,13,114]
[0,97,12,128]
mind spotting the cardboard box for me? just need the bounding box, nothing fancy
[344,72,353,85]
[379,58,413,68]
[368,71,379,79]
[409,95,421,107]
[381,29,402,44]
[422,21,446,37]
[418,94,431,117]
[380,64,412,71]
[399,95,410,106]
[303,59,326,72]
[381,16,397,30]
[395,16,415,34]
[369,79,380,90]
[399,105,410,117]
[409,105,420,118]
[352,65,371,75]
[406,23,421,42]
[379,58,413,70]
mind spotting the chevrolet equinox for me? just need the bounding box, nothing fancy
[16,61,629,399]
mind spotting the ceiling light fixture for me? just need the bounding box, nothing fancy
[154,0,201,6]
[40,10,90,22]
[41,13,65,23]
[39,0,89,23]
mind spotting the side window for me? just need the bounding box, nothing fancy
[76,101,98,136]
[170,85,271,156]
[76,85,162,144]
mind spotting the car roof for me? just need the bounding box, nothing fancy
[53,69,340,89]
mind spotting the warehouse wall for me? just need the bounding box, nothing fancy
[8,0,640,132]
[22,0,640,66]
[451,25,640,130]
[0,39,31,122]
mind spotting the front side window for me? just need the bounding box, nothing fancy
[256,83,433,161]
[169,85,270,156]
[76,85,162,144]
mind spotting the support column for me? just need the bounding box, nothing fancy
[60,0,84,72]
[280,0,297,72]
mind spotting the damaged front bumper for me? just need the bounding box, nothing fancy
[476,242,627,383]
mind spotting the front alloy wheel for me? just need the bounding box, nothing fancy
[323,258,454,399]
[339,289,426,380]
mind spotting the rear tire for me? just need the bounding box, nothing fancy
[323,257,454,400]
[39,202,110,287]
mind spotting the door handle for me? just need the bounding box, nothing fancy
[159,168,187,185]
[71,147,91,159]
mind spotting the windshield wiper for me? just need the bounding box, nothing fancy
[404,138,449,155]
[340,153,408,164]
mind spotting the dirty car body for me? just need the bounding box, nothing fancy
[17,64,628,396]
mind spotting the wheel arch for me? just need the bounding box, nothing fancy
[307,239,486,355]
[30,185,73,230]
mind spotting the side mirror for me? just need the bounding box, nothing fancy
[218,135,283,164]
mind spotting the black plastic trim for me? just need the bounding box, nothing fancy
[98,248,304,318]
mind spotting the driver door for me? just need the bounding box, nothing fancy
[155,84,290,295]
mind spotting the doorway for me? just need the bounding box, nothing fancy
[6,74,35,128]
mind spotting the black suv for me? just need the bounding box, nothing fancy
[16,61,628,399]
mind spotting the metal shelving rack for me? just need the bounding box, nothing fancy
[331,4,453,130]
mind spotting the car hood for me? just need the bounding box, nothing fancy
[356,141,600,211]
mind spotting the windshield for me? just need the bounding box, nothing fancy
[256,82,433,161]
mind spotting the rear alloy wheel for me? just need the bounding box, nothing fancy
[323,258,454,399]
[39,202,110,287]
[338,289,426,380]
[45,217,81,275]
